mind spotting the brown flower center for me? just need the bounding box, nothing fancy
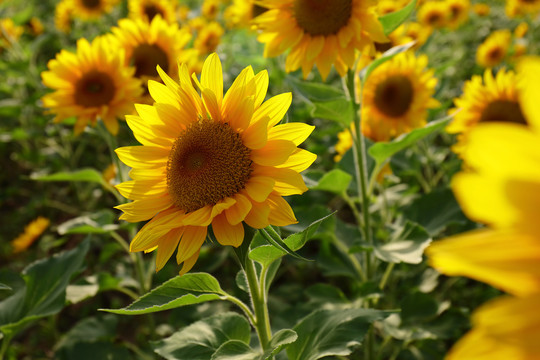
[426,12,442,26]
[167,119,253,213]
[74,70,116,108]
[144,5,164,21]
[82,0,101,9]
[487,47,503,63]
[480,100,527,125]
[374,75,414,118]
[252,5,267,18]
[450,5,462,20]
[131,43,169,78]
[293,0,352,36]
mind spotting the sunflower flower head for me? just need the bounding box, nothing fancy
[417,1,449,29]
[361,51,439,142]
[476,29,511,68]
[252,0,387,80]
[41,36,143,135]
[115,53,316,274]
[505,0,540,18]
[1,18,24,50]
[12,217,50,254]
[128,0,177,24]
[444,0,470,29]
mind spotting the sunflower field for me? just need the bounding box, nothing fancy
[1,0,539,359]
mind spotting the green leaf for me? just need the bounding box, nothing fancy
[31,168,106,186]
[288,77,344,101]
[211,341,258,360]
[261,329,298,360]
[250,213,335,267]
[0,283,11,291]
[100,273,227,315]
[287,308,390,360]
[311,169,352,195]
[360,42,416,81]
[0,240,90,334]
[373,222,432,264]
[153,312,251,360]
[400,293,439,325]
[368,116,450,165]
[57,210,119,235]
[309,99,353,125]
[259,227,310,262]
[379,0,417,35]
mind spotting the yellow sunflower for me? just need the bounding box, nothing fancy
[417,1,448,29]
[426,57,540,360]
[361,51,439,142]
[128,0,177,24]
[115,53,316,274]
[65,0,117,21]
[0,18,24,49]
[55,0,73,33]
[202,0,221,20]
[514,22,528,38]
[111,16,191,102]
[194,21,224,55]
[252,0,387,80]
[472,3,490,16]
[224,0,267,29]
[41,36,142,135]
[446,69,526,153]
[445,0,469,29]
[506,0,540,17]
[12,217,50,254]
[476,29,511,68]
[375,0,409,16]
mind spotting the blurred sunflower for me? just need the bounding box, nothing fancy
[128,0,176,23]
[445,0,469,29]
[426,57,540,360]
[506,0,540,18]
[111,16,191,101]
[376,0,408,15]
[202,0,221,19]
[0,18,24,49]
[41,36,142,135]
[361,52,439,142]
[472,2,490,16]
[65,0,117,21]
[476,29,511,68]
[25,17,44,36]
[115,53,316,274]
[194,21,224,55]
[55,0,73,33]
[447,69,526,153]
[417,1,448,29]
[334,124,354,162]
[514,22,528,38]
[12,217,50,253]
[224,0,267,29]
[252,0,387,80]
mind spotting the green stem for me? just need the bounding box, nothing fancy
[110,231,147,294]
[0,331,13,360]
[225,294,256,327]
[379,262,395,291]
[244,258,272,350]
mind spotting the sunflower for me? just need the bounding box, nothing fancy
[65,0,117,21]
[446,69,526,153]
[514,22,528,38]
[417,1,448,29]
[476,29,511,68]
[445,0,469,29]
[202,0,221,19]
[12,217,50,253]
[426,57,540,360]
[111,16,191,101]
[376,0,409,16]
[361,51,439,142]
[472,3,490,16]
[252,0,387,80]
[224,0,267,29]
[55,0,73,33]
[128,0,176,24]
[115,53,316,274]
[0,18,24,49]
[41,36,142,135]
[506,0,540,17]
[194,21,224,55]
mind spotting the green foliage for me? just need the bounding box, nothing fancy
[379,0,418,35]
[310,169,352,195]
[373,222,432,264]
[31,168,107,186]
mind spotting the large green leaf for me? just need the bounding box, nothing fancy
[287,308,390,360]
[261,329,298,360]
[310,169,352,195]
[249,213,335,267]
[57,210,119,235]
[309,99,353,126]
[31,168,106,186]
[153,312,251,360]
[373,222,432,264]
[0,283,11,291]
[288,77,344,102]
[379,0,417,35]
[0,240,90,334]
[368,117,450,165]
[100,273,227,315]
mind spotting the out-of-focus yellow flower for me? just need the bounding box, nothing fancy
[41,36,142,135]
[115,53,316,274]
[252,0,387,80]
[26,17,44,36]
[445,0,469,29]
[472,3,490,16]
[361,52,439,142]
[176,5,190,23]
[514,22,528,38]
[506,0,540,18]
[447,69,526,154]
[418,1,449,29]
[202,0,221,19]
[427,57,540,360]
[128,0,176,24]
[55,0,73,33]
[12,217,50,253]
[476,29,511,68]
[194,21,224,55]
[376,0,409,16]
[0,18,24,49]
[224,0,266,29]
[66,0,117,21]
[334,125,354,162]
[103,163,117,184]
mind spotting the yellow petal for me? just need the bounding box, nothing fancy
[267,192,297,226]
[115,146,169,169]
[129,208,182,252]
[252,92,292,128]
[116,195,172,222]
[116,179,167,201]
[253,70,269,109]
[251,139,296,166]
[201,53,223,107]
[176,225,207,264]
[147,80,180,108]
[256,166,308,196]
[244,176,275,203]
[518,57,540,132]
[276,148,317,172]
[212,213,244,247]
[179,248,201,275]
[155,227,183,272]
[268,122,315,145]
[225,192,252,225]
[242,115,269,150]
[244,199,270,229]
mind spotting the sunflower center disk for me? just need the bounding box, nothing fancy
[167,119,253,213]
[82,0,101,9]
[74,70,116,107]
[293,0,352,36]
[131,43,169,78]
[487,48,503,63]
[480,100,528,125]
[144,5,163,21]
[374,75,414,118]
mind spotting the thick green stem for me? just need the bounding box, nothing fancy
[0,331,13,360]
[244,258,272,350]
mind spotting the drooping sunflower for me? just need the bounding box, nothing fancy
[252,0,387,80]
[417,1,448,29]
[128,0,176,24]
[446,69,526,153]
[111,16,191,102]
[445,0,469,29]
[476,29,511,68]
[115,53,316,274]
[12,217,50,254]
[41,36,142,135]
[361,51,439,142]
[426,57,540,360]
